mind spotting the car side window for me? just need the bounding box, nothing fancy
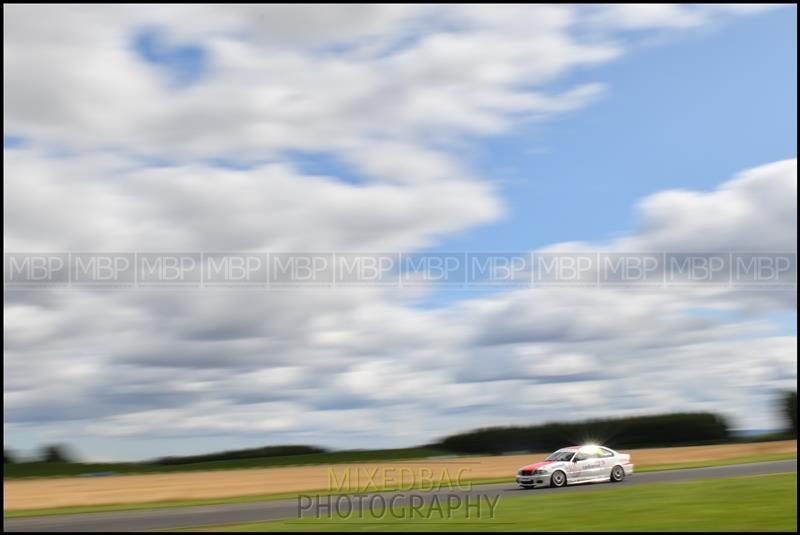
[599,448,615,458]
[574,452,588,461]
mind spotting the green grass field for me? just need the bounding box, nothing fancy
[186,473,798,532]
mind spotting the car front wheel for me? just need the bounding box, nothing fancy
[550,470,567,487]
[610,465,625,482]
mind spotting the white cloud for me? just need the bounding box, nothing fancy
[584,4,779,31]
[4,5,618,161]
[3,147,501,252]
[4,159,796,453]
[626,159,797,253]
[3,5,795,459]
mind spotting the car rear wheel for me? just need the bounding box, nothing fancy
[550,470,567,487]
[610,465,625,482]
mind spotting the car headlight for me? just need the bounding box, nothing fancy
[533,469,547,475]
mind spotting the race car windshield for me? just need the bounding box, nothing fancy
[546,450,576,462]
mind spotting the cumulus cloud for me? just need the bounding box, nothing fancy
[4,5,615,161]
[4,159,796,452]
[3,4,795,458]
[625,159,797,253]
[6,5,774,162]
[3,147,501,252]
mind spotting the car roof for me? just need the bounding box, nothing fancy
[557,445,614,452]
[579,445,614,452]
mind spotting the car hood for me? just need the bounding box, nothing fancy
[519,460,563,471]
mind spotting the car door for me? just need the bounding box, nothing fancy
[596,447,616,478]
[570,450,598,481]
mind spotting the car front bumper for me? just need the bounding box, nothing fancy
[516,474,550,488]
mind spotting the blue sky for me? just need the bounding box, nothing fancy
[413,8,797,311]
[133,28,209,87]
[444,9,797,252]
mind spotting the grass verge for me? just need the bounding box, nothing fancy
[182,473,798,532]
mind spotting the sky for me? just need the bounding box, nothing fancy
[3,5,797,461]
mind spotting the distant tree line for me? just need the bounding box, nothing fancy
[151,444,326,465]
[5,392,795,467]
[435,412,731,454]
[4,443,74,464]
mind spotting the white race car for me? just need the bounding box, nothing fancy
[515,445,634,488]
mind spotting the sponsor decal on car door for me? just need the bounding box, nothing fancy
[572,452,597,481]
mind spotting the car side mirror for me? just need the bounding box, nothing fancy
[572,458,579,463]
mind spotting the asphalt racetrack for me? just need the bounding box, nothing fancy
[4,460,796,532]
